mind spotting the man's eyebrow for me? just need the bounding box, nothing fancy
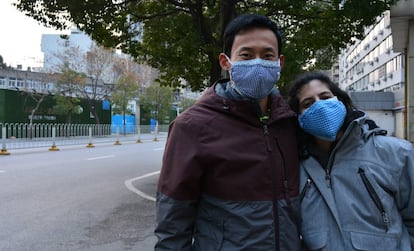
[237,47,277,53]
[263,47,277,52]
[237,47,254,52]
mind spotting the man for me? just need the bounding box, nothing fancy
[155,13,300,250]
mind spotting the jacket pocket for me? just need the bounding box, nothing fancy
[350,231,398,250]
[300,178,313,203]
[358,168,390,231]
[302,231,328,250]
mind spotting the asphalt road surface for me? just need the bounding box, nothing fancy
[0,139,164,250]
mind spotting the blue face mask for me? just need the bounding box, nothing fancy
[226,56,281,99]
[298,96,347,142]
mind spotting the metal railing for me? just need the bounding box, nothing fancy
[0,123,169,152]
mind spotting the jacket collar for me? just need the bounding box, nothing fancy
[198,79,296,124]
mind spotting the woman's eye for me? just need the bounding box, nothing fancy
[302,101,313,109]
[321,95,333,100]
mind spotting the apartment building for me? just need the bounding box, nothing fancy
[339,11,405,93]
[41,28,93,72]
[338,10,407,138]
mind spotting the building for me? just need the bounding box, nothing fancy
[389,0,414,142]
[0,68,111,124]
[339,11,405,93]
[338,10,407,139]
[41,28,93,71]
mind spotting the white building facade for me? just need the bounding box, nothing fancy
[339,11,405,93]
[338,10,407,139]
[41,28,93,71]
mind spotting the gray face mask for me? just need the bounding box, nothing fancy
[226,56,281,99]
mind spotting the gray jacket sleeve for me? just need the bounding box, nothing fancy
[154,192,198,251]
[395,140,414,248]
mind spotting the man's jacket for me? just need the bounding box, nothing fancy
[155,81,301,251]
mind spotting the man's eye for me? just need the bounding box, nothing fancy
[239,53,251,59]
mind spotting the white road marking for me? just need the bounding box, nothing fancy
[87,155,115,161]
[125,171,160,201]
[0,170,5,173]
[153,147,165,151]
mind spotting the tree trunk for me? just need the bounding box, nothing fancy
[209,57,223,86]
[29,110,34,139]
[207,0,237,86]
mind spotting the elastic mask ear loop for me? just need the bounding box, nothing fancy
[224,54,233,66]
[224,55,239,93]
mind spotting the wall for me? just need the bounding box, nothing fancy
[365,110,395,136]
[0,89,111,124]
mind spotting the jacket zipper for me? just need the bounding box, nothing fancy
[263,123,280,251]
[300,178,312,202]
[358,168,389,232]
[262,124,272,152]
[325,172,331,188]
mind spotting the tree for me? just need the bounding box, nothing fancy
[139,83,174,126]
[111,73,141,135]
[0,55,7,69]
[179,97,197,113]
[53,68,84,124]
[15,0,395,92]
[83,45,116,124]
[21,71,56,138]
[52,43,116,124]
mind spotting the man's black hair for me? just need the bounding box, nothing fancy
[223,14,283,57]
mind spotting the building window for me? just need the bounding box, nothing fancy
[17,78,24,88]
[9,77,16,87]
[0,77,5,87]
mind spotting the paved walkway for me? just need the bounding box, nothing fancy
[0,133,167,155]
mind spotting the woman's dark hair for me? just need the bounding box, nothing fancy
[287,72,355,114]
[223,14,282,57]
[288,72,356,159]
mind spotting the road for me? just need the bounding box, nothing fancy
[0,139,164,250]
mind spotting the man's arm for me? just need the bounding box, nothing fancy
[154,193,198,251]
[154,117,204,250]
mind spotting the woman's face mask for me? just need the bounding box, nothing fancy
[298,96,347,141]
[226,55,281,99]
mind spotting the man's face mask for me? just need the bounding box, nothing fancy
[298,96,347,142]
[225,55,281,99]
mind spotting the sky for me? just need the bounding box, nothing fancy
[0,0,68,68]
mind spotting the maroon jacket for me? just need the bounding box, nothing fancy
[155,81,301,251]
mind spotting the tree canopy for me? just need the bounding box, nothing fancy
[111,72,141,116]
[0,55,7,68]
[15,0,394,92]
[139,83,174,125]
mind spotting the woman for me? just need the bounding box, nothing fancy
[288,72,414,251]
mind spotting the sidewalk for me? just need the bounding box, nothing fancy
[0,133,167,155]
